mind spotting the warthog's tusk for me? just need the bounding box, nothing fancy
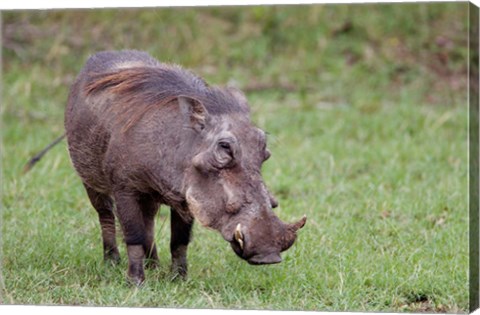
[235,223,244,250]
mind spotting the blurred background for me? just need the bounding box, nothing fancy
[1,3,470,312]
[3,3,469,110]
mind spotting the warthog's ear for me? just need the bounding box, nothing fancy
[178,96,207,132]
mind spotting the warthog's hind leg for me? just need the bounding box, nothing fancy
[84,184,120,264]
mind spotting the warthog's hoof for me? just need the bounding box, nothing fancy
[170,261,188,281]
[104,250,121,265]
[145,258,160,270]
[127,270,145,287]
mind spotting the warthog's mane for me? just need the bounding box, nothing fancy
[83,65,248,132]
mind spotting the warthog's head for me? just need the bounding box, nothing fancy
[181,90,306,265]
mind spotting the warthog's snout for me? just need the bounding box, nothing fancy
[229,215,307,265]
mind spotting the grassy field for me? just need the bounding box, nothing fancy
[1,3,470,312]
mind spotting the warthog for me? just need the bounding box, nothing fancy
[64,50,306,284]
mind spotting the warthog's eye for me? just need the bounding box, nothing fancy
[218,140,234,158]
[218,141,231,151]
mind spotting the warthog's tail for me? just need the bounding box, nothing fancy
[23,134,66,174]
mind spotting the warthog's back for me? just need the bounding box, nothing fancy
[82,50,161,73]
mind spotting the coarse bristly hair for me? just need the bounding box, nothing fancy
[83,64,249,132]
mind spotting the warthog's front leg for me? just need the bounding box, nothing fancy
[170,207,193,280]
[139,194,160,269]
[114,189,148,286]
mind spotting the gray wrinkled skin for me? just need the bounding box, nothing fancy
[65,50,306,285]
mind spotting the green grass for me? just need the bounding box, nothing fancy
[1,3,469,312]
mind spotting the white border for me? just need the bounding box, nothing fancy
[0,0,477,10]
[0,0,477,315]
[0,305,451,315]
